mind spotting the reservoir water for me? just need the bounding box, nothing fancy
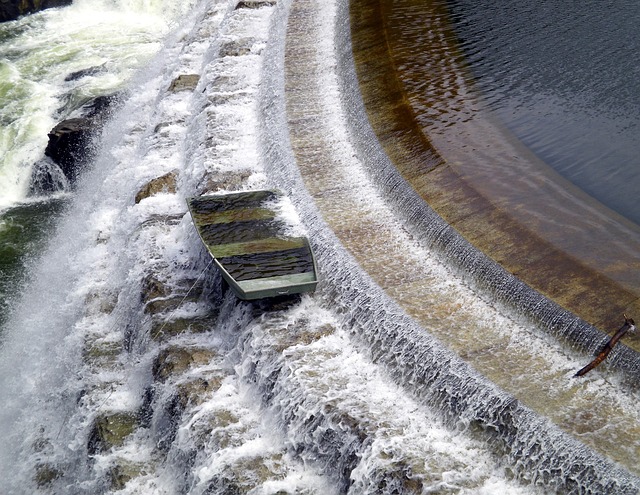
[446,0,640,227]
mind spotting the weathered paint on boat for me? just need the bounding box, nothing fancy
[187,190,318,300]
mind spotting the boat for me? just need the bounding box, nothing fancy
[187,190,318,300]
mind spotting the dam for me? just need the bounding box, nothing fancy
[0,0,638,493]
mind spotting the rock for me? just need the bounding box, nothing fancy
[155,373,227,452]
[0,0,71,23]
[143,295,192,316]
[235,0,276,8]
[152,345,216,383]
[87,412,139,454]
[141,274,171,304]
[108,459,150,491]
[197,170,251,195]
[174,375,224,406]
[204,454,286,493]
[168,74,200,92]
[84,289,119,315]
[34,463,62,487]
[28,156,69,196]
[43,93,122,185]
[149,314,216,341]
[81,93,122,119]
[44,117,94,183]
[64,64,106,82]
[219,38,256,57]
[83,339,122,369]
[134,171,178,204]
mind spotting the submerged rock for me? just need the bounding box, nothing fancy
[204,455,286,493]
[0,0,71,22]
[152,345,216,383]
[28,156,69,196]
[87,412,139,454]
[219,38,257,57]
[64,64,107,82]
[83,338,123,369]
[33,463,62,488]
[197,170,251,195]
[108,459,150,491]
[168,74,200,92]
[235,0,276,8]
[134,171,178,204]
[149,314,216,341]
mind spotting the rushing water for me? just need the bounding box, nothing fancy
[0,0,199,330]
[1,0,640,492]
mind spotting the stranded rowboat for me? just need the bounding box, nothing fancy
[187,190,318,300]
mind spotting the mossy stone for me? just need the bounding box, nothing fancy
[150,315,215,341]
[109,459,149,491]
[88,411,139,454]
[34,463,62,487]
[152,345,216,383]
[83,339,122,368]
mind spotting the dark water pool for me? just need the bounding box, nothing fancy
[0,199,67,330]
[445,0,640,226]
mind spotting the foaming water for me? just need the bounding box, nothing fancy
[0,0,198,210]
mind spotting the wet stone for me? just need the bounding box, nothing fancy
[219,38,257,57]
[143,295,194,315]
[152,345,217,383]
[175,373,226,407]
[203,454,285,494]
[134,170,178,204]
[83,339,123,368]
[138,213,185,230]
[235,0,276,8]
[108,459,150,491]
[186,407,248,453]
[87,412,139,454]
[168,74,200,92]
[84,290,118,314]
[197,170,252,195]
[34,463,62,488]
[149,314,216,342]
[141,274,170,304]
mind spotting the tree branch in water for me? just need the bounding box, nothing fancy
[575,314,636,377]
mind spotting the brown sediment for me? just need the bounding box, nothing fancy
[349,0,640,345]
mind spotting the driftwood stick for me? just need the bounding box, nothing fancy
[575,314,636,377]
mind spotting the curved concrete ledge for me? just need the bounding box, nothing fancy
[345,0,640,361]
[257,0,640,487]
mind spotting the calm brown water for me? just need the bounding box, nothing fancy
[370,0,640,333]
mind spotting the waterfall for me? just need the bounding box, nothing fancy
[0,0,639,492]
[0,0,198,210]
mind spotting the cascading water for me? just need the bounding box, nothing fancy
[0,0,197,209]
[1,0,639,493]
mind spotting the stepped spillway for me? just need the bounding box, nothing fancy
[0,0,638,493]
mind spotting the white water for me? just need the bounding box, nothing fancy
[0,0,639,493]
[0,0,197,210]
